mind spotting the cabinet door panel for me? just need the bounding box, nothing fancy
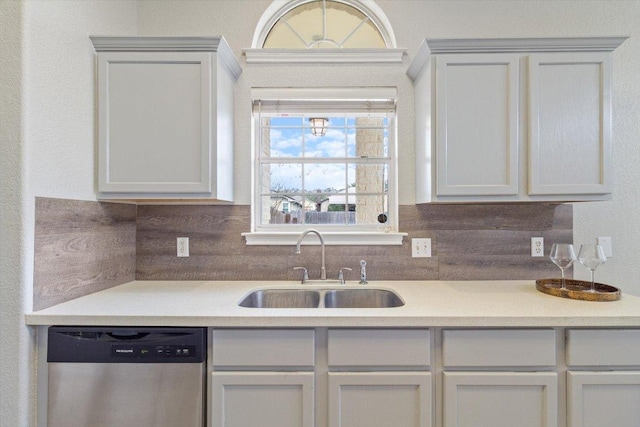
[98,52,211,193]
[443,372,557,427]
[328,372,432,427]
[568,371,640,427]
[528,52,611,195]
[211,372,314,427]
[435,54,519,196]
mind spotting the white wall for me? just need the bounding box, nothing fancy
[1,2,30,425]
[137,0,640,296]
[0,1,137,425]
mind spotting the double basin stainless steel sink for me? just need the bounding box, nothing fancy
[239,288,404,309]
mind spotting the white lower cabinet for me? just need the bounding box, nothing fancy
[443,372,557,427]
[211,372,314,427]
[567,371,640,427]
[210,329,316,427]
[566,329,640,427]
[442,329,558,427]
[327,329,433,427]
[328,372,432,427]
[209,327,640,427]
[210,328,432,427]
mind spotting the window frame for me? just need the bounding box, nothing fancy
[250,0,398,49]
[243,87,406,246]
[244,0,405,65]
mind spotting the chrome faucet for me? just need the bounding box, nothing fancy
[295,229,327,280]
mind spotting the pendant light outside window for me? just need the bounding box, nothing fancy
[309,117,329,136]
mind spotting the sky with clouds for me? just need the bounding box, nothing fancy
[265,116,388,193]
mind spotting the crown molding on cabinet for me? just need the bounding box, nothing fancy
[407,36,629,80]
[90,36,242,80]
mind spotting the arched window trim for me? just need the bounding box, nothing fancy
[244,0,405,65]
[251,0,398,49]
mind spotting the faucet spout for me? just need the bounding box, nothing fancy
[295,229,326,280]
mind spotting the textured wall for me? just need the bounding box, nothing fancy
[137,0,640,296]
[137,204,571,282]
[33,198,137,311]
[4,2,138,425]
[0,3,31,426]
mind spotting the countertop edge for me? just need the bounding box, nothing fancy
[25,315,640,328]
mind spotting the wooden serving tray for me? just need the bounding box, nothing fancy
[536,278,621,302]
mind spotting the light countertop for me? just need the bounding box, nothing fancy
[25,280,640,328]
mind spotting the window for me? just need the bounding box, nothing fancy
[244,88,404,245]
[245,0,404,64]
[263,0,387,49]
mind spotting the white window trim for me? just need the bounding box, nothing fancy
[243,231,406,246]
[243,48,406,65]
[251,0,399,49]
[243,87,406,246]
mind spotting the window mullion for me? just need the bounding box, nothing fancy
[344,116,349,225]
[301,124,306,225]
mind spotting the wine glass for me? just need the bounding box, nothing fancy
[577,244,607,293]
[549,244,577,289]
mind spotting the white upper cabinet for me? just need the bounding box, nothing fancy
[408,37,627,203]
[528,52,611,196]
[434,53,519,196]
[90,37,241,201]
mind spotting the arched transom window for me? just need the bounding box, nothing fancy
[255,0,396,49]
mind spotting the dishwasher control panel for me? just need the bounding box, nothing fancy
[112,344,196,358]
[48,326,206,363]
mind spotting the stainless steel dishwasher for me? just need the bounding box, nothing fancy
[47,326,206,427]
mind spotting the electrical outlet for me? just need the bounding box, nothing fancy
[177,237,189,257]
[412,238,432,258]
[531,237,544,257]
[597,236,613,257]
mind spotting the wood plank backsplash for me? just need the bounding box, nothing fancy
[33,199,571,309]
[33,197,136,310]
[136,203,572,282]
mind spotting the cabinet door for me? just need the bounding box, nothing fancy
[97,52,212,194]
[567,371,640,427]
[443,372,557,427]
[528,52,611,195]
[435,54,519,196]
[328,372,432,427]
[211,372,314,427]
